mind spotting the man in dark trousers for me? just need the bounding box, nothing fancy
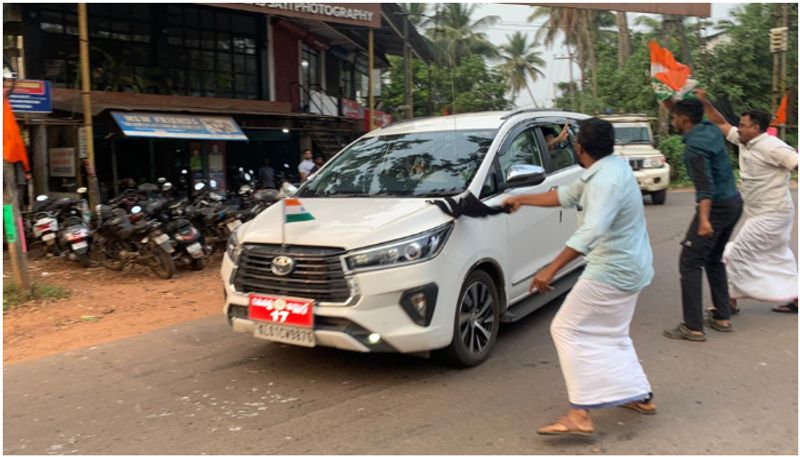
[662,99,743,341]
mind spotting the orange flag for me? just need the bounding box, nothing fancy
[771,93,788,126]
[648,41,691,92]
[3,98,30,171]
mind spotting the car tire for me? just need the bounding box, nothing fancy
[435,270,500,367]
[651,189,667,205]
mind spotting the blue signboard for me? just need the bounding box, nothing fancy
[4,79,52,113]
[111,111,248,141]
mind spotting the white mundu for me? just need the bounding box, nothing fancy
[723,128,798,303]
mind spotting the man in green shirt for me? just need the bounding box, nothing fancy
[663,99,743,341]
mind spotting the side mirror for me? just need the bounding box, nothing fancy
[194,182,205,191]
[76,187,87,194]
[36,194,49,202]
[163,182,173,191]
[282,182,298,196]
[131,206,142,214]
[505,164,547,188]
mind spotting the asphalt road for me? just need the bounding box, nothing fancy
[4,190,798,455]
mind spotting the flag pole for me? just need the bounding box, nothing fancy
[281,197,286,248]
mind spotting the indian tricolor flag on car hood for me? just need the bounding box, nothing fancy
[284,198,315,223]
[649,41,698,101]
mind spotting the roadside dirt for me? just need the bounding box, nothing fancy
[3,255,225,365]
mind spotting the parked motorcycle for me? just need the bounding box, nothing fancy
[91,204,176,279]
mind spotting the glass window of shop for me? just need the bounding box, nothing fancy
[32,4,262,100]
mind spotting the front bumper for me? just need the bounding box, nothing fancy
[634,164,670,192]
[221,251,460,354]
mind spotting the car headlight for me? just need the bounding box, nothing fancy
[642,156,666,168]
[344,223,454,273]
[226,226,241,264]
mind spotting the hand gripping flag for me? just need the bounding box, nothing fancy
[283,198,314,223]
[649,41,698,102]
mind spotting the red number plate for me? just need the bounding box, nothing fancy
[248,294,314,328]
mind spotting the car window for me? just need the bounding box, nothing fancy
[538,124,577,173]
[479,159,501,199]
[297,129,497,198]
[498,129,543,179]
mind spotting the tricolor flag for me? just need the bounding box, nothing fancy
[649,41,698,101]
[284,198,315,223]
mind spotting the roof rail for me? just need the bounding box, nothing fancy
[387,115,435,127]
[500,107,573,120]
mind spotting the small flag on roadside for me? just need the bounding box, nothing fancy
[772,93,788,127]
[283,198,315,223]
[649,41,697,101]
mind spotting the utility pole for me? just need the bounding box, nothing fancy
[769,4,789,137]
[555,52,576,111]
[78,3,100,208]
[402,13,413,120]
[368,29,375,131]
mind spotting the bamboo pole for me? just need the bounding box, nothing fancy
[3,161,32,290]
[78,3,99,208]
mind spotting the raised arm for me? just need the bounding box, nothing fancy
[695,89,732,137]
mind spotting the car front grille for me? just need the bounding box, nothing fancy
[233,243,351,303]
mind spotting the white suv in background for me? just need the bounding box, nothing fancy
[601,115,671,205]
[222,109,588,366]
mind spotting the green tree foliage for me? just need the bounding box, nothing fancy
[382,55,512,118]
[497,32,546,106]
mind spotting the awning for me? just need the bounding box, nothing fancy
[110,111,249,141]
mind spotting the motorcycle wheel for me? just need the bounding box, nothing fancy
[190,257,205,271]
[94,241,125,271]
[77,252,91,268]
[147,245,176,279]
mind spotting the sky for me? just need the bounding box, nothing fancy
[469,2,740,108]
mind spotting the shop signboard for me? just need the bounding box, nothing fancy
[49,148,76,177]
[110,112,248,141]
[342,99,363,120]
[3,79,52,113]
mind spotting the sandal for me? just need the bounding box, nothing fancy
[620,393,656,414]
[704,316,733,333]
[663,323,706,341]
[772,303,798,314]
[706,306,740,316]
[537,415,594,436]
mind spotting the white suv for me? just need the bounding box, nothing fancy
[222,109,588,366]
[601,115,671,205]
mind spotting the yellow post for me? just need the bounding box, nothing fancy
[78,3,99,208]
[368,29,374,132]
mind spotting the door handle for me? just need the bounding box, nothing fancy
[559,210,563,223]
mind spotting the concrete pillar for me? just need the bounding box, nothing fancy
[32,124,48,195]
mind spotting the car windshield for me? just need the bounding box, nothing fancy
[614,126,652,144]
[298,129,497,198]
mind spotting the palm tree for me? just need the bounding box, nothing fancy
[498,32,546,107]
[427,3,500,65]
[528,6,602,104]
[616,11,631,67]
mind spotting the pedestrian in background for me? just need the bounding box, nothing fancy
[310,155,325,174]
[503,118,655,437]
[298,149,315,183]
[696,89,799,314]
[258,158,276,189]
[662,99,742,341]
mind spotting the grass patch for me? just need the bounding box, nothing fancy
[3,281,71,310]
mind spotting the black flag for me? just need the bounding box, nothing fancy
[428,191,511,219]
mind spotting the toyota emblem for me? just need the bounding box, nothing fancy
[271,256,295,276]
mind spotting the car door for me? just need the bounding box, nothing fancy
[533,118,585,270]
[482,122,562,303]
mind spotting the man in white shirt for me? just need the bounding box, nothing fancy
[696,89,799,314]
[298,149,315,183]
